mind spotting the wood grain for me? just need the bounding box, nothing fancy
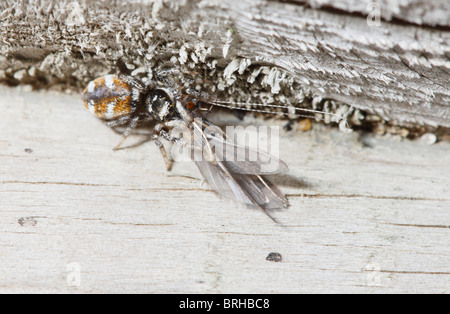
[291,0,450,27]
[1,85,449,293]
[1,0,449,128]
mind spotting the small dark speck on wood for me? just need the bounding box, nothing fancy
[18,217,38,227]
[266,252,282,262]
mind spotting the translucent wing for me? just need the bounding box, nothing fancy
[213,138,288,175]
[194,159,254,205]
[195,160,289,210]
[233,173,289,210]
[189,117,289,217]
[190,117,288,175]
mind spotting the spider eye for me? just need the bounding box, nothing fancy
[186,101,195,110]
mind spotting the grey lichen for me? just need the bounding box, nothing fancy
[0,0,448,137]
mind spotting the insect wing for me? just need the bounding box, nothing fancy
[211,136,288,175]
[195,160,254,206]
[233,172,289,210]
[195,160,288,210]
[193,118,288,175]
[191,118,289,210]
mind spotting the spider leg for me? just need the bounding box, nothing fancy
[153,138,173,172]
[106,116,131,128]
[112,116,140,151]
[153,123,174,171]
[153,120,190,171]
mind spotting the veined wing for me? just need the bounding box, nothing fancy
[190,117,289,218]
[195,160,289,210]
[190,116,288,175]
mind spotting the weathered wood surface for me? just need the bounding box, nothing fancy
[1,0,449,128]
[1,85,449,293]
[293,0,450,27]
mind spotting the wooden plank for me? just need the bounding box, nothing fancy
[1,0,449,128]
[291,0,450,27]
[0,85,449,293]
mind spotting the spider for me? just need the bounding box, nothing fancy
[82,72,290,221]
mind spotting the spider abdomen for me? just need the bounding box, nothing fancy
[82,74,141,120]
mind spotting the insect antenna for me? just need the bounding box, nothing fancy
[155,69,354,136]
[207,99,352,129]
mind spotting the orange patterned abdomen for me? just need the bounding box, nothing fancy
[83,74,134,120]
